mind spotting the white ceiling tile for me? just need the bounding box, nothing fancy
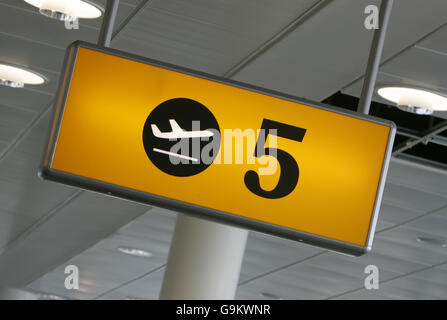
[240,231,321,283]
[0,141,8,155]
[380,47,447,92]
[379,270,447,299]
[382,182,447,214]
[0,104,35,144]
[0,86,53,112]
[0,33,66,73]
[0,3,99,49]
[334,289,394,300]
[237,267,330,300]
[0,209,37,249]
[233,0,447,101]
[405,213,447,239]
[2,0,447,300]
[386,159,447,198]
[375,219,394,232]
[374,227,447,265]
[98,208,176,259]
[378,202,423,225]
[0,190,149,286]
[438,263,447,271]
[351,242,427,277]
[305,252,399,283]
[417,24,447,55]
[99,267,165,300]
[112,0,320,74]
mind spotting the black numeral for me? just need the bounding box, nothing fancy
[244,119,306,199]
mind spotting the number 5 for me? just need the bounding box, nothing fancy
[244,119,306,199]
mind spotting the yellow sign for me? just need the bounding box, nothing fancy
[42,42,395,256]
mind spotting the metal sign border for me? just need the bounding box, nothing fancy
[39,41,396,257]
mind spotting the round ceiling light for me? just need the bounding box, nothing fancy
[0,64,46,88]
[24,0,102,21]
[117,247,153,258]
[377,86,447,115]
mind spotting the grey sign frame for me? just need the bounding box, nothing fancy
[40,41,396,257]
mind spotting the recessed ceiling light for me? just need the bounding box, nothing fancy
[259,292,283,300]
[118,247,153,258]
[377,86,447,115]
[0,64,46,88]
[24,0,103,21]
[416,237,447,248]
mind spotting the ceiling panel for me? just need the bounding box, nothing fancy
[0,3,98,49]
[0,128,77,220]
[417,24,447,54]
[112,0,320,74]
[240,232,322,283]
[28,208,174,299]
[0,0,140,37]
[0,104,35,144]
[438,263,447,271]
[334,289,394,300]
[374,227,447,266]
[0,86,53,112]
[386,159,447,198]
[0,33,65,73]
[236,267,331,300]
[0,190,150,287]
[0,209,37,250]
[0,0,446,301]
[233,0,447,101]
[381,182,447,214]
[380,47,447,91]
[97,267,165,300]
[237,261,362,300]
[405,213,447,239]
[378,203,423,226]
[0,142,8,157]
[98,208,176,259]
[373,268,447,299]
[335,267,447,300]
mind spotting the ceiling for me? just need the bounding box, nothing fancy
[0,0,446,300]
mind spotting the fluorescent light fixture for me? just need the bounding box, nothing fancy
[118,247,153,258]
[0,64,46,88]
[377,86,447,115]
[24,0,102,21]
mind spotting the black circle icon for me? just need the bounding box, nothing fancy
[143,98,220,177]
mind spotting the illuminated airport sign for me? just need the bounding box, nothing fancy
[41,42,396,256]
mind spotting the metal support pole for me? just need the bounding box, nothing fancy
[98,0,120,47]
[357,0,393,115]
[160,214,248,299]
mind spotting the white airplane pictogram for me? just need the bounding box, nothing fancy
[151,119,214,139]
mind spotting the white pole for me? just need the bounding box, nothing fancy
[357,0,393,115]
[160,214,248,299]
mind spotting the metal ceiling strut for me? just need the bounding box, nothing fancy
[357,0,394,115]
[98,0,120,47]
